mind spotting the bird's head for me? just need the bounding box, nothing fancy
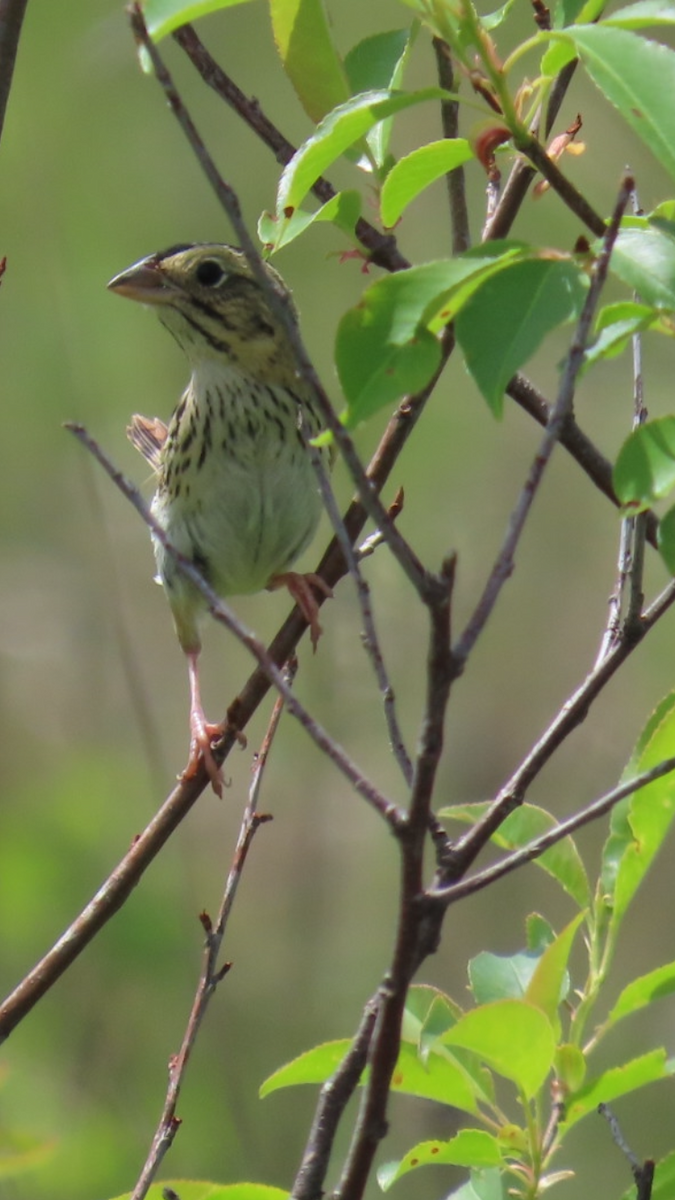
[108,243,300,382]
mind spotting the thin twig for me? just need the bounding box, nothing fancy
[432,37,470,253]
[131,674,289,1199]
[444,573,675,879]
[67,422,400,830]
[0,0,28,144]
[506,374,659,550]
[595,184,649,666]
[514,129,605,237]
[300,417,413,786]
[598,1104,655,1200]
[455,175,633,667]
[430,754,675,905]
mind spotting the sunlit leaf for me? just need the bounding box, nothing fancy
[380,139,474,226]
[260,1035,481,1112]
[564,1049,672,1127]
[258,190,361,251]
[276,87,446,216]
[143,0,254,40]
[442,1000,556,1098]
[524,913,585,1030]
[608,960,675,1026]
[378,1130,502,1190]
[269,0,349,122]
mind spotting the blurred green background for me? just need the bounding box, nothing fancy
[1,2,675,1197]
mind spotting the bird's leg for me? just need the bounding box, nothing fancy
[268,571,333,650]
[183,648,224,796]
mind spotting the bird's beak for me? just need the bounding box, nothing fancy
[107,256,175,305]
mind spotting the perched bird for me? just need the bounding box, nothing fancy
[108,243,331,794]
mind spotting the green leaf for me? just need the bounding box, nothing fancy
[276,87,446,216]
[260,1038,353,1095]
[143,0,254,40]
[258,190,361,251]
[526,913,556,952]
[344,27,416,169]
[439,801,590,908]
[658,503,675,572]
[585,302,666,368]
[525,913,585,1029]
[601,692,675,946]
[469,950,541,1004]
[603,0,675,29]
[455,257,588,416]
[389,1042,483,1111]
[378,1130,502,1190]
[446,1166,506,1199]
[269,0,350,123]
[613,416,675,506]
[564,1048,671,1127]
[482,0,521,30]
[610,224,675,309]
[442,1000,556,1098]
[334,250,523,426]
[380,139,474,226]
[260,1033,481,1112]
[555,1043,587,1091]
[566,25,675,183]
[608,960,675,1026]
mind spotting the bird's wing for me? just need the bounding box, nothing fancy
[127,414,168,473]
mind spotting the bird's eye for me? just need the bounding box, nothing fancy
[195,259,226,287]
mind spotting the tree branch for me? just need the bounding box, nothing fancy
[0,0,28,145]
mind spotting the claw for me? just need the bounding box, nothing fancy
[268,571,333,649]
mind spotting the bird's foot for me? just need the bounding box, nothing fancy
[269,571,333,649]
[183,711,225,797]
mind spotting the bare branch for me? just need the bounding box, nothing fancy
[513,129,605,237]
[432,37,471,253]
[506,373,659,550]
[0,0,28,144]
